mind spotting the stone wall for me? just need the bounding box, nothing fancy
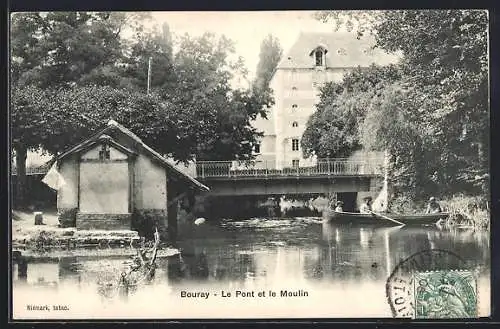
[58,207,77,228]
[132,209,168,239]
[76,213,132,230]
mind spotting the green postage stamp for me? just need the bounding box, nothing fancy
[413,270,478,319]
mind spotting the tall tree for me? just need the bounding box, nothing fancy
[253,34,283,92]
[301,64,402,158]
[11,12,123,88]
[374,10,489,197]
[119,22,175,92]
[10,12,140,207]
[315,10,489,199]
[166,33,271,161]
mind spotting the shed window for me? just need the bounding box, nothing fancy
[99,144,110,160]
[292,139,299,151]
[315,50,323,66]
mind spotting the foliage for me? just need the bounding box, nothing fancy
[10,12,144,88]
[163,33,271,161]
[440,194,489,228]
[119,22,176,92]
[253,34,283,92]
[313,10,489,200]
[313,10,383,37]
[301,64,401,158]
[10,13,273,207]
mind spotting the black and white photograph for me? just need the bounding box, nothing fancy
[9,10,490,319]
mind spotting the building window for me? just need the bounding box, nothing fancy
[292,159,300,168]
[99,144,110,160]
[291,104,298,110]
[254,143,261,154]
[292,121,298,127]
[315,50,323,66]
[292,139,299,151]
[337,48,347,56]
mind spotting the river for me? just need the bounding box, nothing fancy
[12,217,490,319]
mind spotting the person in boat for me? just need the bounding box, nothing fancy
[426,197,442,214]
[359,196,373,214]
[334,201,344,212]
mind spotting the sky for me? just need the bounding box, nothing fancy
[149,11,337,84]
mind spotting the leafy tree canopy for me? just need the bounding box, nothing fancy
[310,10,489,198]
[10,12,272,206]
[301,64,402,158]
[253,34,283,92]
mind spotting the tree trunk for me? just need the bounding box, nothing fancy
[477,141,489,208]
[386,151,395,210]
[477,141,487,170]
[15,144,28,209]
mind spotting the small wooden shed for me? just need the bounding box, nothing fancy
[48,120,208,237]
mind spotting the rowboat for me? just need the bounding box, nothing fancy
[323,210,384,225]
[390,212,449,226]
[323,210,449,226]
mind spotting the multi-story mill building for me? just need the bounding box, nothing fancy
[251,32,398,169]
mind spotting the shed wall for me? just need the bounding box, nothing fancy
[133,154,167,210]
[79,161,129,214]
[57,155,79,209]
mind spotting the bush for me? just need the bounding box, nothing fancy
[389,196,427,214]
[441,194,490,229]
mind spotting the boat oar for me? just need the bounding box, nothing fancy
[369,210,405,226]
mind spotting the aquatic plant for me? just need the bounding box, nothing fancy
[441,194,490,229]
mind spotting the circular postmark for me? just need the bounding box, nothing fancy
[386,249,472,318]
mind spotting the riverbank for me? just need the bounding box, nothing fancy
[390,194,490,230]
[11,210,180,257]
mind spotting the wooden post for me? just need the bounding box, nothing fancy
[34,212,43,225]
[167,180,179,242]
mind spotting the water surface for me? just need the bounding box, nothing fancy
[12,217,490,319]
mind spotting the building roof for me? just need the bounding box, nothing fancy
[57,120,209,192]
[277,32,399,70]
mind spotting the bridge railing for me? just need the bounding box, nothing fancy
[195,159,384,179]
[11,163,52,176]
[12,158,384,179]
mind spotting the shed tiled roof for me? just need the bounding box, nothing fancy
[57,120,209,192]
[277,32,399,69]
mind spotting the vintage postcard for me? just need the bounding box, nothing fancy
[9,10,490,320]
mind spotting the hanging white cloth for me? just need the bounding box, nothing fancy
[42,161,66,190]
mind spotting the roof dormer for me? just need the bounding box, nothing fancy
[309,44,328,68]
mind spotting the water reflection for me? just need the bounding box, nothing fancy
[12,219,490,316]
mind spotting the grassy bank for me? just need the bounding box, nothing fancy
[390,194,490,229]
